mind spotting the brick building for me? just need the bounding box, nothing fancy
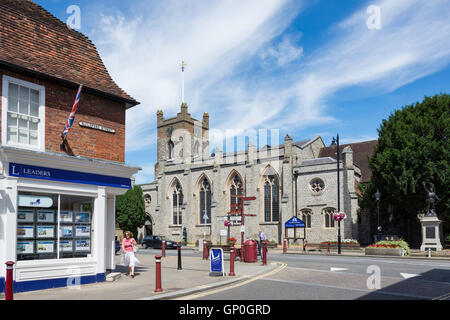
[140,103,377,247]
[0,0,139,292]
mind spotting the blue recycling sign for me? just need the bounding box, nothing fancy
[285,216,305,228]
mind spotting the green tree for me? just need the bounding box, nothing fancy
[360,94,449,245]
[116,185,146,239]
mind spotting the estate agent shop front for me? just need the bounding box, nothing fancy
[0,147,139,292]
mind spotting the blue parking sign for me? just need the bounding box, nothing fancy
[209,248,224,276]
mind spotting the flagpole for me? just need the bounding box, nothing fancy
[60,84,83,150]
[181,60,186,103]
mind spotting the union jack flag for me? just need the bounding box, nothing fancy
[61,84,83,138]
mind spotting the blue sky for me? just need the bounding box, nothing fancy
[34,0,450,184]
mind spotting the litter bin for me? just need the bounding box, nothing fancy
[244,239,257,263]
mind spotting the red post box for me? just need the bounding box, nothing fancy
[244,239,257,263]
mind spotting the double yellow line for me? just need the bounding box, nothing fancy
[173,263,287,300]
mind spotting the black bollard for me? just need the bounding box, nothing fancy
[177,245,182,270]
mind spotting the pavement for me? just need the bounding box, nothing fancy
[8,245,450,300]
[12,248,279,300]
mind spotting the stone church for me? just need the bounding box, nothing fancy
[139,103,377,246]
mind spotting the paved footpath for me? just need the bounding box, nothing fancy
[12,251,278,300]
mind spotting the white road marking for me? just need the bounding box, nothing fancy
[330,267,348,272]
[400,273,418,279]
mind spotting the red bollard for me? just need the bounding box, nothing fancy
[154,255,163,293]
[202,240,208,260]
[161,240,166,257]
[283,238,287,254]
[5,261,15,300]
[262,242,267,266]
[229,247,236,276]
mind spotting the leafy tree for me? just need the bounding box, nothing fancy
[116,185,146,239]
[360,94,449,245]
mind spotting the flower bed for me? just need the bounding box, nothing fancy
[365,240,410,256]
[365,247,403,256]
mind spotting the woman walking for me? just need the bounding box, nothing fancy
[120,231,140,278]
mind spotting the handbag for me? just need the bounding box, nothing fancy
[132,242,139,253]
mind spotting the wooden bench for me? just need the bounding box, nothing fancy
[304,243,321,251]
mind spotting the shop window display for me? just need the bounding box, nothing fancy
[17,192,94,261]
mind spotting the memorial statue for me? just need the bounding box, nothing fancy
[422,182,444,217]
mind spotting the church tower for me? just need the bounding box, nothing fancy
[156,103,209,169]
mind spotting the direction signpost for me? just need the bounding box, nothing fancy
[229,195,256,261]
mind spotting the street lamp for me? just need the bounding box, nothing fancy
[375,189,381,240]
[332,134,341,255]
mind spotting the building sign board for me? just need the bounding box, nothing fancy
[79,121,115,133]
[9,163,131,189]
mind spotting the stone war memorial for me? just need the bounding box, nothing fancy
[419,182,445,251]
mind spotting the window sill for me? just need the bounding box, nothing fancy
[5,142,44,153]
[169,225,182,228]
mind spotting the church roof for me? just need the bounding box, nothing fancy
[318,139,378,182]
[300,157,336,166]
[0,0,138,107]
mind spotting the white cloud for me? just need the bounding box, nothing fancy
[88,0,303,152]
[259,35,303,66]
[88,0,450,157]
[281,0,450,128]
[134,163,155,185]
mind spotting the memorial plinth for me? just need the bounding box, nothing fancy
[419,215,443,251]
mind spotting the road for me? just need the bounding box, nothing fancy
[178,252,450,300]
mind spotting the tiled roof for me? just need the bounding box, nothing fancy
[318,140,378,182]
[0,0,138,106]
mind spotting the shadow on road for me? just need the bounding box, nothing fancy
[357,269,450,300]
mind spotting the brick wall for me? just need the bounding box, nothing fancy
[0,68,126,162]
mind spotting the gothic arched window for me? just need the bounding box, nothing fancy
[199,177,211,224]
[263,175,280,222]
[323,207,336,228]
[172,181,183,225]
[300,208,312,228]
[230,173,244,211]
[168,140,175,159]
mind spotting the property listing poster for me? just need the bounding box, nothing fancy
[17,241,34,254]
[17,210,34,223]
[60,211,73,223]
[17,225,34,238]
[37,241,54,253]
[60,240,73,252]
[37,226,55,238]
[37,210,55,223]
[75,240,90,252]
